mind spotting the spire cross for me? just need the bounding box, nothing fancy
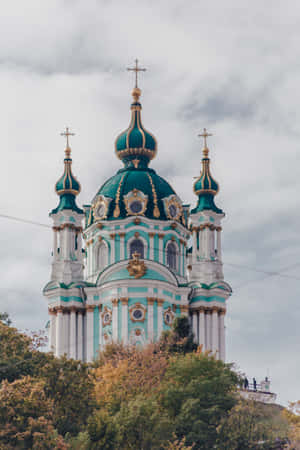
[60,127,75,149]
[127,59,146,88]
[198,128,212,149]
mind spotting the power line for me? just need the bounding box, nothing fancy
[0,214,51,229]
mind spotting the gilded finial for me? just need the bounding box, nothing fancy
[127,59,146,102]
[198,128,213,158]
[61,127,75,158]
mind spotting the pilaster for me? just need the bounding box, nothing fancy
[86,305,94,362]
[112,298,119,342]
[147,297,155,342]
[157,298,164,339]
[121,298,128,344]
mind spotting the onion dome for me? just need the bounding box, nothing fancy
[115,87,157,168]
[191,129,223,214]
[51,131,83,215]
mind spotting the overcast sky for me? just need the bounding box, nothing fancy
[1,0,300,405]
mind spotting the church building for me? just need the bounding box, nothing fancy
[44,62,232,362]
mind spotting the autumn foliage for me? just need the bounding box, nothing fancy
[0,315,294,449]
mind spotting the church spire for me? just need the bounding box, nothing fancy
[114,59,157,169]
[51,128,83,215]
[192,128,222,214]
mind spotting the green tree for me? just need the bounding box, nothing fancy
[216,399,288,449]
[39,355,95,437]
[159,352,238,449]
[159,316,197,354]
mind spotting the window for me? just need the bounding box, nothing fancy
[97,242,108,272]
[166,242,177,270]
[129,239,144,259]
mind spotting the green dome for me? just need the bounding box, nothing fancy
[51,147,83,215]
[192,147,223,215]
[115,88,157,166]
[89,166,183,223]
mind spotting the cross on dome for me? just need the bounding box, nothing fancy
[127,59,146,89]
[198,128,213,158]
[61,127,75,158]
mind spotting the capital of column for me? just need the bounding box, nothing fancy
[158,233,164,239]
[212,306,219,313]
[157,298,164,306]
[120,297,129,305]
[56,306,64,313]
[134,231,140,238]
[112,298,119,306]
[48,308,56,315]
[86,305,95,312]
[219,309,226,316]
[180,305,189,313]
[118,232,126,238]
[134,217,141,225]
[97,223,104,229]
[98,236,103,242]
[216,226,222,232]
[147,297,155,305]
[70,306,77,313]
[148,232,156,238]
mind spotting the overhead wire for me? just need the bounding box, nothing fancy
[1,212,300,288]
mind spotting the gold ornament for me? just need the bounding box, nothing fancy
[127,251,147,279]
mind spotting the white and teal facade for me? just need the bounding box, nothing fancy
[44,85,232,362]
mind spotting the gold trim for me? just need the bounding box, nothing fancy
[114,174,126,218]
[112,298,119,306]
[147,297,155,305]
[147,173,160,218]
[164,196,183,221]
[157,298,164,307]
[132,158,140,169]
[124,188,148,216]
[92,196,109,221]
[121,297,129,305]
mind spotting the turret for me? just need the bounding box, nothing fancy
[188,129,224,284]
[49,128,84,284]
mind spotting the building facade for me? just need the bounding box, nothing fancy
[43,82,232,362]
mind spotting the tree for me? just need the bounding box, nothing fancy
[159,316,197,354]
[216,399,288,449]
[159,351,238,449]
[39,355,95,437]
[0,376,66,449]
[283,401,300,449]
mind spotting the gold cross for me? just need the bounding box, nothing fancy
[127,59,146,88]
[60,127,75,149]
[198,128,212,149]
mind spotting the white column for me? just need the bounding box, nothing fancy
[86,306,94,362]
[49,310,56,352]
[149,233,155,260]
[205,226,210,258]
[121,298,128,344]
[119,233,125,261]
[63,312,70,357]
[53,229,58,260]
[109,234,115,264]
[216,228,222,260]
[192,310,198,343]
[147,298,154,342]
[211,308,219,357]
[157,299,163,339]
[112,299,119,342]
[56,308,63,357]
[158,234,164,264]
[219,311,226,361]
[199,308,206,351]
[77,311,83,360]
[205,311,212,351]
[69,308,77,359]
[192,228,197,263]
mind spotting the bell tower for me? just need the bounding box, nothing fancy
[188,129,232,361]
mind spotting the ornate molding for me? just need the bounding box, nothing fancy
[111,298,119,306]
[157,298,164,307]
[127,252,147,279]
[147,297,155,305]
[121,297,129,305]
[129,302,147,322]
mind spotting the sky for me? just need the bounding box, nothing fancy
[0,0,300,405]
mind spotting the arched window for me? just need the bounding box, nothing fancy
[130,239,144,259]
[166,242,177,271]
[97,242,108,272]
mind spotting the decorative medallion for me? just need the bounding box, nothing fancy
[127,252,147,279]
[92,195,111,221]
[101,306,112,327]
[124,189,148,216]
[163,195,183,221]
[163,306,175,326]
[129,302,147,322]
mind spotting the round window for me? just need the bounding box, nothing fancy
[169,204,178,218]
[130,200,143,214]
[133,309,143,320]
